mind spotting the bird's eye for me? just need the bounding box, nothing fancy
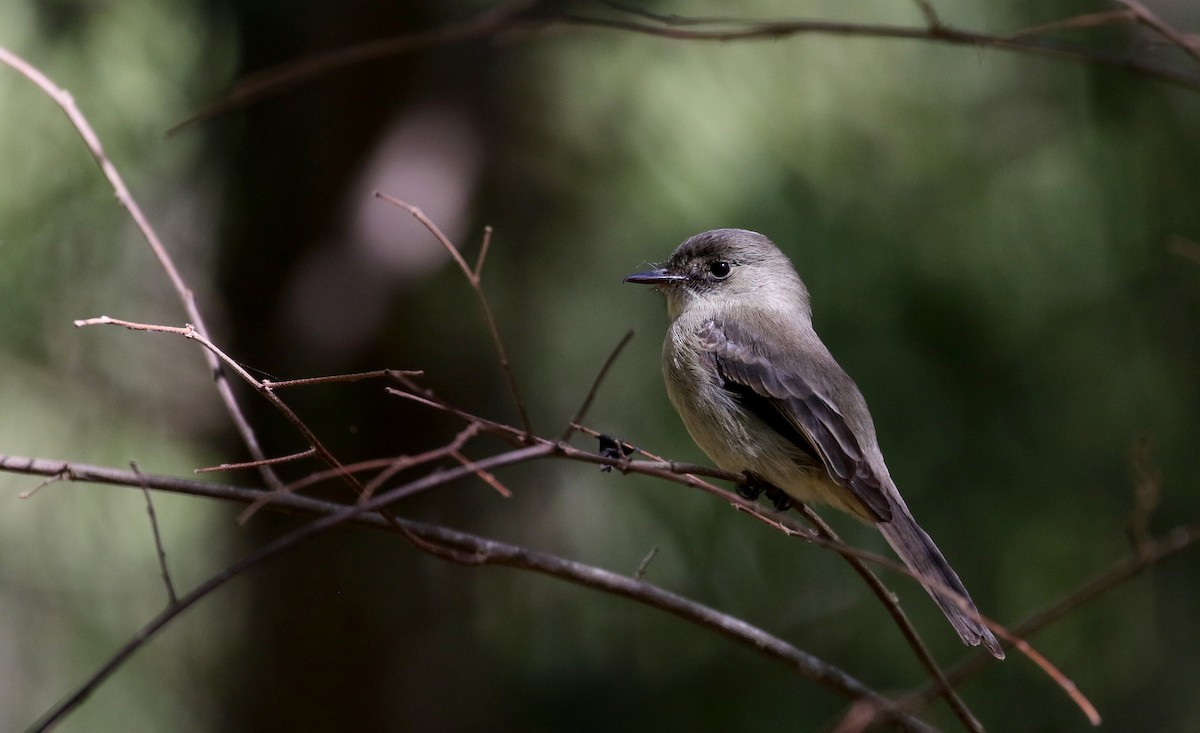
[708,261,732,279]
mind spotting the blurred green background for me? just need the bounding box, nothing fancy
[2,0,1199,731]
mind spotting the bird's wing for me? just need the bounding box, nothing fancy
[697,318,892,521]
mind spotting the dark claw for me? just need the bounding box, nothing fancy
[763,486,794,512]
[736,473,765,501]
[598,434,634,472]
[736,484,762,501]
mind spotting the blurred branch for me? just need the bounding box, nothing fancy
[1168,235,1200,265]
[1117,0,1200,65]
[2,453,934,733]
[557,6,1200,90]
[167,1,539,134]
[170,0,1200,133]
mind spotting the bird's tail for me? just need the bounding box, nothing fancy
[877,503,1005,659]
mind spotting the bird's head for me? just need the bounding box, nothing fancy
[625,229,810,320]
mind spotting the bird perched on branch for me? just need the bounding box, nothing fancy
[626,228,1003,659]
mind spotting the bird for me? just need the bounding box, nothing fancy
[625,228,1004,659]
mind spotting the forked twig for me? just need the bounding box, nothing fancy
[375,192,534,437]
[70,317,392,523]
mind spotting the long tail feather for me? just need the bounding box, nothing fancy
[877,505,1005,659]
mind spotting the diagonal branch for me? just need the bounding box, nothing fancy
[1118,0,1200,65]
[0,46,285,492]
[559,329,635,443]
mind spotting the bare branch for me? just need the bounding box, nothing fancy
[560,329,635,442]
[375,192,534,437]
[797,506,981,733]
[264,369,422,390]
[558,10,1200,91]
[1,453,933,733]
[164,3,1200,142]
[196,448,317,474]
[167,1,539,134]
[909,0,942,30]
[474,225,494,279]
[451,449,514,498]
[1118,0,1200,65]
[131,462,178,606]
[1010,10,1136,38]
[635,545,659,579]
[0,47,284,491]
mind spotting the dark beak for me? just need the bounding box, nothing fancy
[624,268,686,285]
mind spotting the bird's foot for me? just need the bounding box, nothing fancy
[763,486,794,512]
[737,474,793,512]
[736,474,765,501]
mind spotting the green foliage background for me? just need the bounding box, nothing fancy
[1,1,1198,731]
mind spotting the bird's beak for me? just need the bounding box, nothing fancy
[624,268,686,285]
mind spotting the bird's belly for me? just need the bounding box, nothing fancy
[663,347,871,519]
[664,363,834,504]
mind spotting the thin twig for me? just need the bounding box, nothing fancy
[474,225,494,279]
[18,471,67,499]
[131,462,178,605]
[635,545,659,579]
[1127,438,1161,553]
[263,369,422,390]
[375,193,534,437]
[196,448,317,474]
[909,0,942,30]
[451,449,514,498]
[559,329,635,442]
[358,426,480,501]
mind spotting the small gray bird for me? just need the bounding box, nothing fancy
[625,228,1003,659]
